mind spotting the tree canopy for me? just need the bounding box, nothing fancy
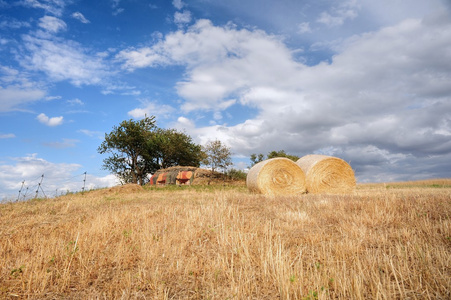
[151,128,204,169]
[249,150,300,167]
[98,116,203,185]
[202,140,232,173]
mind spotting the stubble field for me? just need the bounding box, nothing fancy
[1,180,450,299]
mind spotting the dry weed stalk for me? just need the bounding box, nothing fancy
[0,183,450,299]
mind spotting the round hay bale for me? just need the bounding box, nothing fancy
[246,157,306,196]
[296,155,356,194]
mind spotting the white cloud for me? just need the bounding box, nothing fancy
[113,8,124,15]
[79,129,104,139]
[172,0,185,10]
[45,95,61,101]
[0,133,15,139]
[176,116,195,129]
[43,138,79,148]
[20,34,108,86]
[298,22,312,34]
[316,0,360,27]
[117,19,298,111]
[38,16,66,33]
[0,66,47,112]
[36,113,63,126]
[71,12,90,24]
[0,19,30,29]
[0,154,118,200]
[119,12,451,180]
[67,98,84,105]
[174,10,192,25]
[111,0,124,15]
[127,100,176,119]
[0,87,46,112]
[19,0,66,16]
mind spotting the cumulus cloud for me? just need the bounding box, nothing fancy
[174,10,192,25]
[71,12,90,24]
[127,100,176,119]
[36,113,63,126]
[120,11,451,181]
[117,19,297,110]
[172,0,185,10]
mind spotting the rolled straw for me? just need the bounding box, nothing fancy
[247,157,306,196]
[296,155,356,194]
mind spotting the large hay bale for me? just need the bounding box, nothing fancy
[246,157,306,196]
[296,155,356,194]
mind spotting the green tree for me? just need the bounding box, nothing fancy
[98,116,159,185]
[249,153,265,167]
[202,140,232,173]
[151,128,204,169]
[249,150,299,167]
[267,150,299,162]
[226,168,247,180]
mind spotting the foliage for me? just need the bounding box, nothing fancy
[98,116,158,185]
[98,116,203,185]
[226,168,247,180]
[202,140,232,172]
[250,150,300,167]
[249,153,264,167]
[150,128,204,169]
[267,150,299,161]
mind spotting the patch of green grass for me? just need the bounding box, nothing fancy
[144,184,246,193]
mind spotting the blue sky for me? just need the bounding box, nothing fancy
[1,0,451,199]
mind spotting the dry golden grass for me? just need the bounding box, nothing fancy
[1,180,450,299]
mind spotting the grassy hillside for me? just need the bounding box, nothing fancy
[1,180,450,299]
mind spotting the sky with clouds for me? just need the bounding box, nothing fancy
[1,0,451,200]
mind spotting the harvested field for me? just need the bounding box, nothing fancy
[1,180,450,299]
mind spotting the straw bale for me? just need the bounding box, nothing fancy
[246,157,306,196]
[296,154,356,194]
